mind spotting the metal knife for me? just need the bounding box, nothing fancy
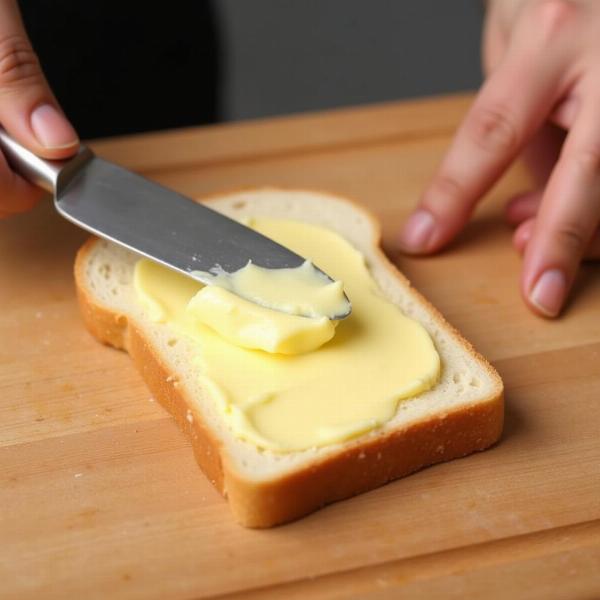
[0,128,350,319]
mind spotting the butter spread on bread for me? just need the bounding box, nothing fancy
[132,217,441,452]
[75,188,503,527]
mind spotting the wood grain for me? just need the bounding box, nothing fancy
[1,93,599,599]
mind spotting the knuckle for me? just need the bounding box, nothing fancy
[553,221,588,255]
[424,173,472,217]
[562,145,600,177]
[528,0,579,41]
[427,174,464,203]
[468,105,520,154]
[0,34,41,86]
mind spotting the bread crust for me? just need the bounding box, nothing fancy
[74,190,503,528]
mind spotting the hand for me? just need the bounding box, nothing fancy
[398,0,600,317]
[0,0,78,219]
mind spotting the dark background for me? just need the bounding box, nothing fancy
[21,0,484,139]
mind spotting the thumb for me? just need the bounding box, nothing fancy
[0,1,78,160]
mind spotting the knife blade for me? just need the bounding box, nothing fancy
[0,128,351,319]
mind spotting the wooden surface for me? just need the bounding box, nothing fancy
[2,93,600,599]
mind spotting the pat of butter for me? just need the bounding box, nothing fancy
[133,217,441,452]
[187,285,336,354]
[192,259,350,319]
[134,259,337,355]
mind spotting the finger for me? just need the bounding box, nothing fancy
[505,121,566,226]
[550,95,579,130]
[0,1,78,160]
[513,217,535,254]
[506,123,566,226]
[522,95,600,317]
[505,191,542,226]
[520,122,565,186]
[398,2,575,254]
[0,148,42,214]
[515,217,600,260]
[481,0,507,75]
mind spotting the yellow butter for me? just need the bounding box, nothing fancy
[133,218,441,452]
[192,259,350,319]
[187,285,336,354]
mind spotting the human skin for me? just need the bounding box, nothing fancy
[399,0,600,318]
[0,0,78,219]
[2,0,598,319]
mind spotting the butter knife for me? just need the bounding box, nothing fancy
[0,128,350,318]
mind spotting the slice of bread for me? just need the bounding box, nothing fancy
[74,188,503,528]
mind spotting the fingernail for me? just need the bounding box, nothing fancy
[400,210,435,253]
[529,269,567,317]
[30,104,78,149]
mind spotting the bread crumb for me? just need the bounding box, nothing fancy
[166,375,175,382]
[74,473,83,478]
[186,409,194,424]
[148,397,155,403]
[358,451,366,460]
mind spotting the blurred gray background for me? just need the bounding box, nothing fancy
[22,0,485,138]
[216,0,484,121]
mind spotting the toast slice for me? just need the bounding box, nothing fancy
[74,188,503,527]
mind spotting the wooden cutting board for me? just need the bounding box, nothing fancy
[1,94,599,599]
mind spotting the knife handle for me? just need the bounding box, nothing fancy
[0,127,93,194]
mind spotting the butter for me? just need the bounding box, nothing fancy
[192,259,350,319]
[133,218,441,452]
[134,258,336,355]
[187,285,336,354]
